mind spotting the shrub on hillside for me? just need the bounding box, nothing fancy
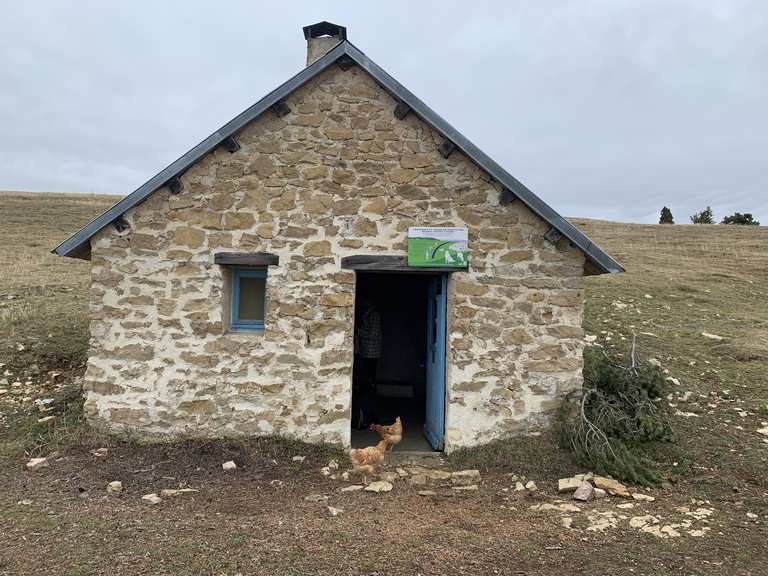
[659,207,674,224]
[721,212,760,225]
[557,345,673,485]
[690,206,714,224]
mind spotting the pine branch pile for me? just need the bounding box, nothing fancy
[558,343,674,485]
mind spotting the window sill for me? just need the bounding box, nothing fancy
[227,327,265,334]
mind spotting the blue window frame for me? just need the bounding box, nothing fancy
[230,267,267,331]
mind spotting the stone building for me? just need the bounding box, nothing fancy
[55,22,621,452]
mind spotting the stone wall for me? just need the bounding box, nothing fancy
[84,64,586,450]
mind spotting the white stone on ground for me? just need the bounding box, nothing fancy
[701,332,724,341]
[593,488,607,499]
[629,515,657,529]
[160,488,198,497]
[326,506,344,517]
[106,481,123,493]
[558,477,582,493]
[25,457,49,471]
[141,493,162,505]
[364,480,393,493]
[525,480,537,492]
[292,455,306,462]
[222,460,237,471]
[632,493,655,502]
[304,493,328,503]
[340,485,364,492]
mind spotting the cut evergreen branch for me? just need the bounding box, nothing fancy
[558,340,674,485]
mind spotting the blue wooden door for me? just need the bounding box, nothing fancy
[424,274,447,450]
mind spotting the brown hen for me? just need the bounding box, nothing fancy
[350,439,388,484]
[370,416,402,451]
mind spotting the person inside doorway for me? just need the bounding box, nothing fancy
[353,295,382,428]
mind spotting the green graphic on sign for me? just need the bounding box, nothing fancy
[407,227,469,268]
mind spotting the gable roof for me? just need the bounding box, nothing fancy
[53,39,623,274]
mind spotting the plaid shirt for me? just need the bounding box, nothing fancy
[357,307,382,359]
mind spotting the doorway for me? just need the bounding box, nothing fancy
[351,272,447,451]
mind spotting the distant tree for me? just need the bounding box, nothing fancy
[721,212,760,226]
[690,206,714,224]
[659,207,674,224]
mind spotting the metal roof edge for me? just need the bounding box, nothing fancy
[341,42,623,274]
[53,38,622,274]
[53,41,347,258]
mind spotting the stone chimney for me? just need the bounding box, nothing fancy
[303,21,347,66]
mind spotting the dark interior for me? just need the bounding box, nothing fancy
[350,272,433,451]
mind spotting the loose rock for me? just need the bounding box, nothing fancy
[160,488,198,497]
[632,493,655,502]
[629,514,657,529]
[340,485,364,492]
[222,460,237,471]
[558,477,582,493]
[525,480,538,492]
[452,484,478,491]
[379,471,399,483]
[292,455,306,463]
[451,469,481,486]
[701,332,724,341]
[26,457,49,471]
[106,481,123,494]
[326,506,344,517]
[593,476,630,498]
[572,482,594,502]
[364,480,393,493]
[142,493,162,505]
[304,493,328,503]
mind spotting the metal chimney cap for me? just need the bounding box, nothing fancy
[303,21,347,41]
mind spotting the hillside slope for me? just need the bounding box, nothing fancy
[0,192,766,574]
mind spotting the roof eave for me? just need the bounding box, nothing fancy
[53,39,622,275]
[52,41,348,259]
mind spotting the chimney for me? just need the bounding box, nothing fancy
[303,21,347,66]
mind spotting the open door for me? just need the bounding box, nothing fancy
[424,274,447,450]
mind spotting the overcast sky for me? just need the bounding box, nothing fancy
[1,0,766,224]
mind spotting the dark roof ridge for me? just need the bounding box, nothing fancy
[53,40,622,274]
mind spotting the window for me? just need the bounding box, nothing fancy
[230,268,267,331]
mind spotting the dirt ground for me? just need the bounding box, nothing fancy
[1,435,765,576]
[1,193,767,575]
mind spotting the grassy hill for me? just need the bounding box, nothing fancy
[0,192,121,378]
[0,191,766,574]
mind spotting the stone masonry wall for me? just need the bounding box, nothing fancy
[84,64,586,450]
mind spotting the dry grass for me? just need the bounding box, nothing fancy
[0,191,120,375]
[0,195,767,575]
[0,191,119,291]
